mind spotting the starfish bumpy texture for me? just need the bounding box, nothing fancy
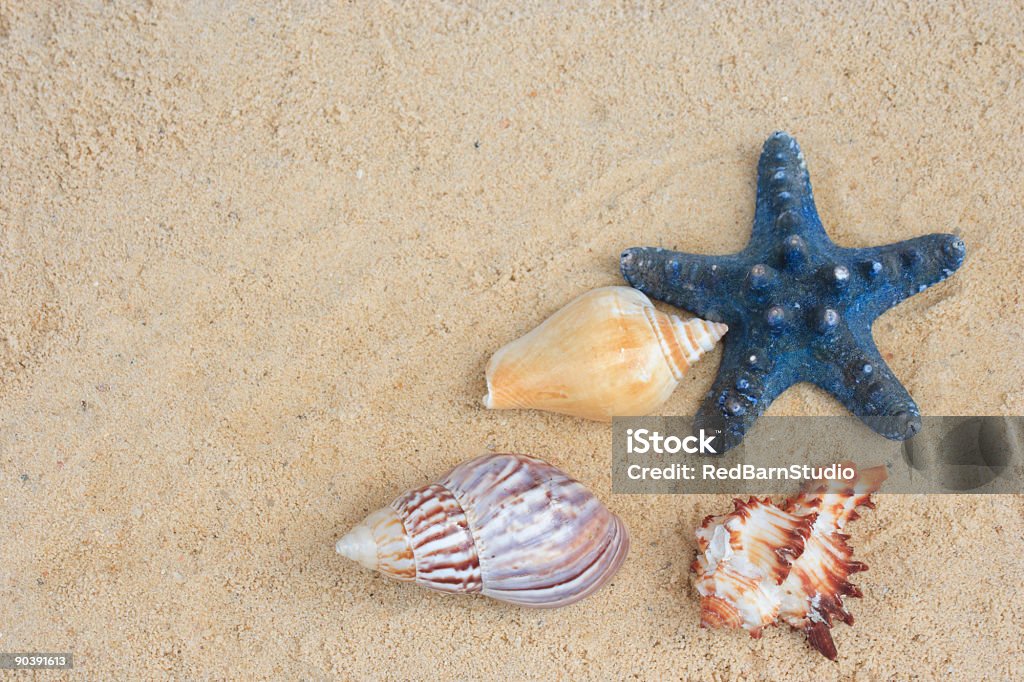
[620,132,966,452]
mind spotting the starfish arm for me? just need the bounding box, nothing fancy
[843,233,966,321]
[693,335,798,453]
[750,132,830,247]
[619,247,746,322]
[808,326,921,440]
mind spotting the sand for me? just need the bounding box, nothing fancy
[2,1,1023,679]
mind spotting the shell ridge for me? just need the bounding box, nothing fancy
[643,304,685,380]
[484,511,614,593]
[437,465,492,589]
[441,454,526,571]
[456,455,550,600]
[483,513,630,607]
[374,508,417,580]
[392,483,483,594]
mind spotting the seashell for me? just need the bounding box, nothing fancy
[336,453,629,608]
[778,464,888,659]
[483,286,728,421]
[692,498,814,636]
[691,464,887,659]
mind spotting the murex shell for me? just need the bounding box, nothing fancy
[336,453,630,608]
[483,286,727,421]
[692,464,887,659]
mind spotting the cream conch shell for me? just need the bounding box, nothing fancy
[691,464,887,659]
[483,286,728,421]
[336,453,630,608]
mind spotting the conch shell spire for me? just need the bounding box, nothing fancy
[336,507,415,580]
[335,524,376,569]
[483,286,727,421]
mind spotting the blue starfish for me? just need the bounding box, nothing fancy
[620,132,966,452]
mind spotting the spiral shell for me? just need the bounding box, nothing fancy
[691,464,887,659]
[483,286,727,421]
[336,453,630,608]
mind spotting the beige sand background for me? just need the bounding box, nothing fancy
[2,1,1023,679]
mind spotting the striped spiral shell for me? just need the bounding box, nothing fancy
[483,286,727,421]
[336,453,630,608]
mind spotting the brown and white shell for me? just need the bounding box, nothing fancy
[336,453,630,608]
[779,464,888,659]
[691,464,887,659]
[693,498,814,636]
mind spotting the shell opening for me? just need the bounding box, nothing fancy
[482,366,496,409]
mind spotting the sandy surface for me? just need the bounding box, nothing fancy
[2,1,1023,679]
